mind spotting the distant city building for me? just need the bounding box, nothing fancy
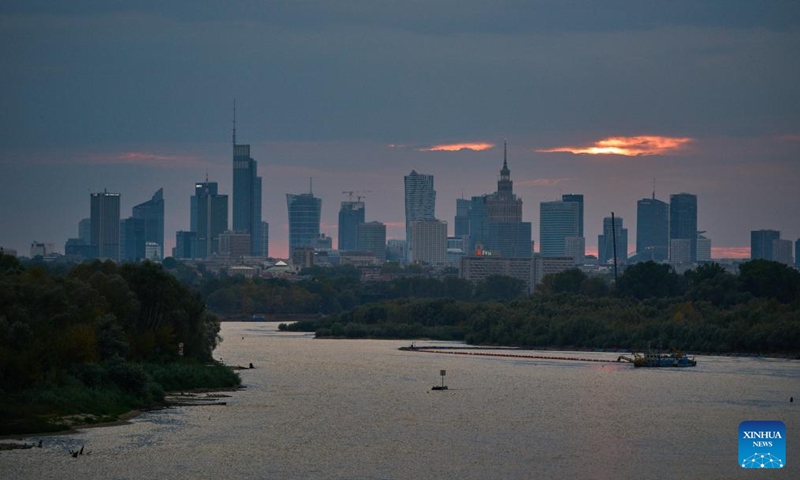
[461,256,535,294]
[90,189,121,262]
[120,217,146,262]
[750,229,781,260]
[218,230,251,257]
[669,238,693,265]
[291,246,315,269]
[455,198,470,237]
[773,239,793,266]
[312,233,333,251]
[468,143,531,258]
[670,193,698,263]
[357,221,387,263]
[286,190,322,256]
[78,218,91,244]
[386,239,406,263]
[534,256,575,286]
[561,194,584,238]
[795,239,800,268]
[410,219,447,264]
[539,200,581,257]
[193,181,228,258]
[598,216,628,265]
[637,196,669,262]
[232,117,264,256]
[145,242,162,261]
[404,170,436,262]
[564,236,585,265]
[0,247,17,257]
[260,222,270,258]
[30,241,56,257]
[338,200,365,251]
[696,232,711,262]
[173,231,197,260]
[132,188,164,259]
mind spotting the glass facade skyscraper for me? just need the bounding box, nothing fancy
[597,216,628,265]
[90,190,121,262]
[193,181,228,258]
[233,143,264,256]
[455,198,470,237]
[131,188,164,260]
[338,201,365,251]
[750,230,780,260]
[539,200,581,257]
[637,197,669,262]
[287,192,322,255]
[404,170,436,261]
[669,193,698,262]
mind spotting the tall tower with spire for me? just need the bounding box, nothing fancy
[468,141,531,257]
[231,101,264,256]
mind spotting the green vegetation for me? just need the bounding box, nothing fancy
[277,261,800,356]
[0,255,240,435]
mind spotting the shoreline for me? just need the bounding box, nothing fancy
[0,386,244,443]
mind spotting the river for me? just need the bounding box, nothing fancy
[1,322,798,479]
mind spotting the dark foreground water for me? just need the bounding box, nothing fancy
[2,322,799,479]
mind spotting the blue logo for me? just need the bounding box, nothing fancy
[739,421,786,468]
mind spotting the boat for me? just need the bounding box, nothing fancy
[617,347,696,368]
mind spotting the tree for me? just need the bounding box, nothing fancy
[475,275,527,301]
[738,259,800,303]
[616,261,683,299]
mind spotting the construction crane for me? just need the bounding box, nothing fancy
[342,190,372,202]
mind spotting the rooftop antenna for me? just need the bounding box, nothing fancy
[309,177,313,195]
[652,178,656,200]
[205,169,208,183]
[503,139,508,167]
[232,99,237,146]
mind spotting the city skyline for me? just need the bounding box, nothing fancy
[1,3,799,258]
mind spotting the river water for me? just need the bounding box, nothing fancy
[2,322,799,479]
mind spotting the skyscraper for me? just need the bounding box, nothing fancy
[751,230,780,260]
[404,170,436,261]
[287,189,322,255]
[90,190,121,262]
[120,217,145,262]
[773,239,793,266]
[338,200,365,251]
[357,221,387,263]
[467,142,531,257]
[597,216,628,265]
[131,188,164,260]
[539,200,581,257]
[193,181,228,258]
[232,108,264,256]
[455,198,470,237]
[669,193,698,262]
[637,197,669,262]
[561,194,584,238]
[410,220,447,264]
[78,218,91,244]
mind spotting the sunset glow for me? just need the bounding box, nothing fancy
[538,136,692,156]
[418,142,495,152]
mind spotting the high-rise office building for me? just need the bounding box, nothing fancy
[670,193,698,263]
[539,200,581,257]
[78,218,91,244]
[232,109,264,256]
[795,239,800,268]
[338,200,365,251]
[404,170,436,261]
[597,216,628,265]
[173,231,197,259]
[410,220,447,264]
[260,221,269,258]
[120,217,145,262]
[455,198,470,237]
[564,236,585,265]
[90,190,121,262]
[357,221,387,263]
[286,190,322,255]
[773,239,793,266]
[637,197,669,262]
[697,232,711,262]
[467,143,531,257]
[751,229,780,260]
[132,188,164,259]
[561,194,584,238]
[193,181,228,258]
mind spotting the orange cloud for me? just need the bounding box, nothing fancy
[711,247,750,259]
[81,151,203,167]
[538,136,692,156]
[418,142,495,152]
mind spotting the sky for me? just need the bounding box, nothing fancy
[1,1,799,259]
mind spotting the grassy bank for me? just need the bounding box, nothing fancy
[0,361,240,436]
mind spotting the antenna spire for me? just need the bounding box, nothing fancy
[309,177,313,195]
[652,178,656,199]
[503,139,507,167]
[205,169,208,183]
[232,99,237,146]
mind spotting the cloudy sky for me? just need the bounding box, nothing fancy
[1,1,799,259]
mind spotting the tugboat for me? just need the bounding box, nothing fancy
[617,347,696,368]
